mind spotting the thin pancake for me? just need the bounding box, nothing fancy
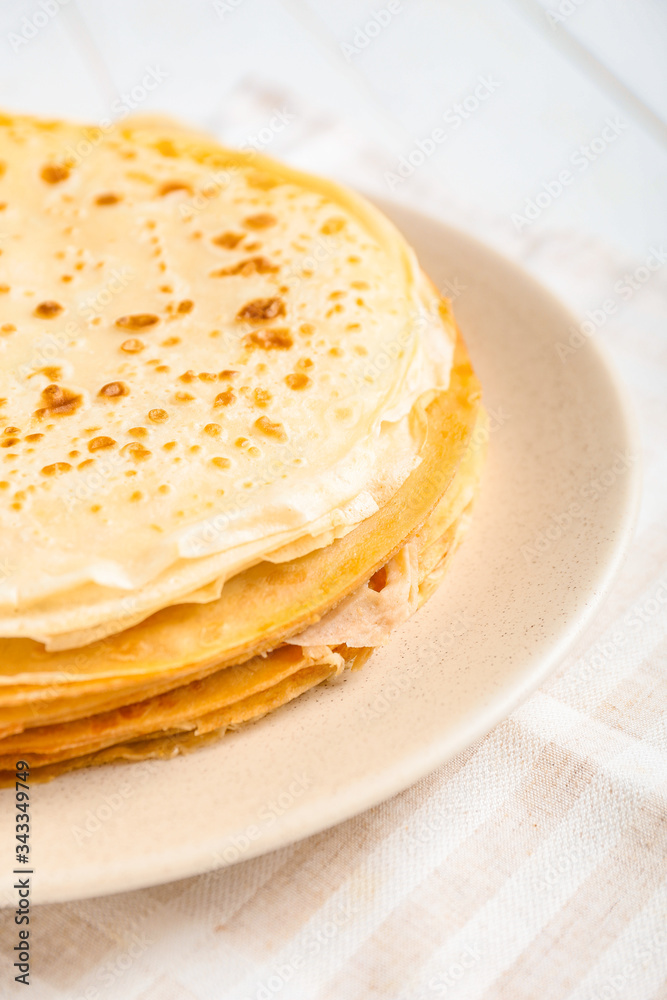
[0,646,344,768]
[0,413,486,764]
[0,332,480,691]
[0,112,454,644]
[0,663,338,785]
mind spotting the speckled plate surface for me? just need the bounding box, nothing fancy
[0,202,640,905]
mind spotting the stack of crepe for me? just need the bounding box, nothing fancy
[0,112,486,782]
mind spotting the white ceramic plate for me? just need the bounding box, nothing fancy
[0,202,640,905]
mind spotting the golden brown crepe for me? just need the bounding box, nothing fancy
[0,112,486,782]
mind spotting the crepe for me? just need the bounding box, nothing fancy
[0,112,486,782]
[0,112,454,646]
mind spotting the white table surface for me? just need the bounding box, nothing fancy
[0,2,666,998]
